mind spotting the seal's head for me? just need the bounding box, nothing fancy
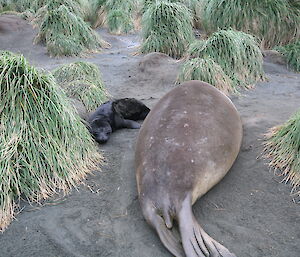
[90,119,112,144]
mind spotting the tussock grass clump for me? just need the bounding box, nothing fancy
[276,41,300,72]
[104,0,135,34]
[177,57,234,95]
[0,0,14,12]
[142,0,200,28]
[142,0,196,11]
[53,61,109,112]
[142,0,154,12]
[33,0,96,23]
[201,0,300,48]
[86,0,109,28]
[0,0,10,8]
[0,52,102,232]
[8,0,45,13]
[105,0,135,11]
[76,0,96,21]
[34,0,94,22]
[0,0,9,5]
[33,0,83,25]
[263,110,300,196]
[141,0,194,59]
[34,5,109,57]
[187,29,265,89]
[106,9,134,34]
[1,0,52,13]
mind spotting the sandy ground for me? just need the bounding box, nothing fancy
[0,15,299,257]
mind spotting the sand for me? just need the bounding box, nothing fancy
[0,15,299,257]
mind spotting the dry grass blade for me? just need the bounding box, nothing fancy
[0,51,102,232]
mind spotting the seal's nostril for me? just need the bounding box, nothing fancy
[96,136,108,144]
[97,139,108,144]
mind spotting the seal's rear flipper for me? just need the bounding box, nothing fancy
[154,215,185,257]
[142,202,184,257]
[178,195,237,257]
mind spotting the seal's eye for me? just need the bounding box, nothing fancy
[105,127,112,135]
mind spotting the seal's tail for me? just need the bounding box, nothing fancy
[178,195,237,257]
[141,201,185,257]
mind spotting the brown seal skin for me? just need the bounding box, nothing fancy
[135,81,242,257]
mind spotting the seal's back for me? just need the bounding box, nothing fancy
[135,81,242,257]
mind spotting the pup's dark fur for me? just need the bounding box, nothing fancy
[88,98,150,144]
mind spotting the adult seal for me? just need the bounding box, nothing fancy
[135,81,242,257]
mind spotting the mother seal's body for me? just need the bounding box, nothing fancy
[135,81,242,257]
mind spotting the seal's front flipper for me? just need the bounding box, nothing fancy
[121,119,141,129]
[178,195,237,257]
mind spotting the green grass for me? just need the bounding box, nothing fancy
[0,0,12,12]
[77,0,96,21]
[0,0,10,8]
[34,5,109,57]
[0,51,102,232]
[105,0,135,12]
[263,109,300,196]
[141,0,194,58]
[89,0,140,30]
[7,0,45,12]
[33,0,88,26]
[3,0,100,16]
[141,0,201,29]
[85,0,109,28]
[0,0,10,5]
[141,0,154,12]
[200,0,300,49]
[276,41,300,72]
[104,0,135,34]
[177,57,234,95]
[106,8,134,34]
[142,0,197,11]
[187,29,265,90]
[53,61,109,112]
[10,0,92,14]
[0,0,42,16]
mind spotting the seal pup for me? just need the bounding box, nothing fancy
[88,98,150,144]
[135,81,242,257]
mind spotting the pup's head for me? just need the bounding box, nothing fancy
[90,119,112,144]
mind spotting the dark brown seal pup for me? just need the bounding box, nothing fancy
[88,98,150,144]
[135,81,242,257]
